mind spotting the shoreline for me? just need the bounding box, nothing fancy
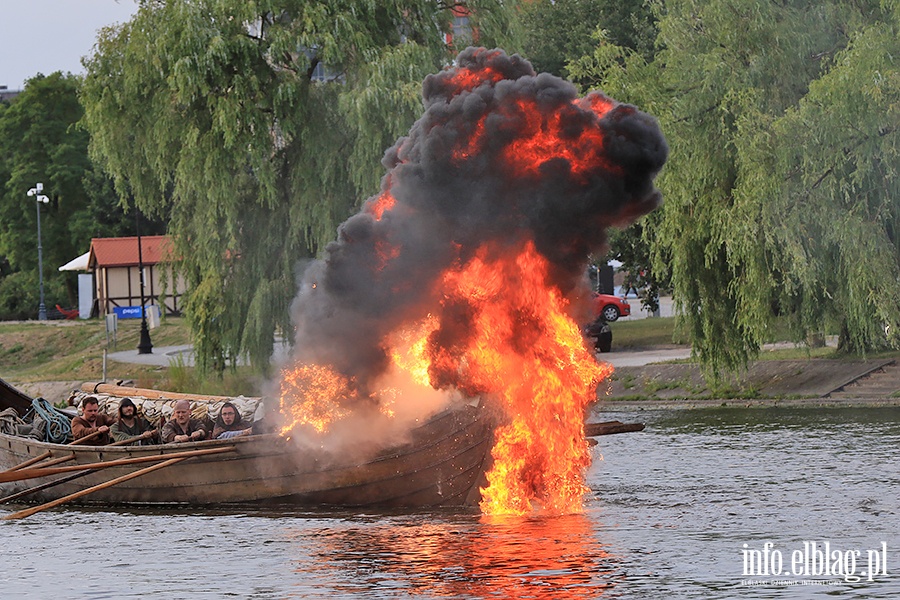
[600,396,900,411]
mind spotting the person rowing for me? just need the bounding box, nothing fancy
[110,397,157,445]
[161,399,207,443]
[71,396,114,445]
[212,402,253,440]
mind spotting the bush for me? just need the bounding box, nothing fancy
[0,271,68,320]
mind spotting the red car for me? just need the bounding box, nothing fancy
[593,293,630,322]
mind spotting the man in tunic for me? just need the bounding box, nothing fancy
[110,397,157,445]
[161,399,207,443]
[71,396,114,445]
[211,402,253,439]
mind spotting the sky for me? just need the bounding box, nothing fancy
[1,0,140,90]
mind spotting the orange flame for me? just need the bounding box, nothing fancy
[278,242,611,513]
[374,239,401,271]
[367,189,396,221]
[388,316,440,388]
[279,364,353,434]
[434,242,611,515]
[278,318,442,435]
[441,50,505,93]
[453,97,621,180]
[504,99,619,178]
[579,93,616,118]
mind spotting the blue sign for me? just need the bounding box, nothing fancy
[113,306,145,319]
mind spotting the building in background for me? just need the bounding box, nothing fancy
[87,235,185,317]
[0,85,21,102]
[443,6,473,48]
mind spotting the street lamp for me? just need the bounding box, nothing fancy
[135,205,153,354]
[26,183,50,321]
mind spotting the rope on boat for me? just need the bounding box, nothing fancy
[30,398,71,444]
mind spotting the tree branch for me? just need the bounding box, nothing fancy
[799,125,897,192]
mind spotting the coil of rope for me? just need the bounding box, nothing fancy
[31,397,71,444]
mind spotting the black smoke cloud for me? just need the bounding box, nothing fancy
[289,47,668,397]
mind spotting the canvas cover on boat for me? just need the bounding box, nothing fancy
[68,390,261,425]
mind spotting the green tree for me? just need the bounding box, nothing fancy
[603,214,670,313]
[0,98,9,305]
[736,12,900,354]
[0,73,94,312]
[0,73,150,318]
[518,0,657,83]
[572,0,899,373]
[81,0,521,373]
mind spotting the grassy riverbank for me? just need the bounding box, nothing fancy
[2,315,895,403]
[2,316,691,381]
[610,317,688,349]
[0,318,258,396]
[0,318,189,380]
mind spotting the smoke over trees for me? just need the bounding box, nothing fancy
[289,47,666,394]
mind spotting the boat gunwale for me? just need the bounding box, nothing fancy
[0,400,494,507]
[0,406,491,488]
[0,377,495,508]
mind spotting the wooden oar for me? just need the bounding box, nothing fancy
[108,429,158,447]
[68,429,108,446]
[0,446,235,484]
[23,454,76,469]
[584,421,645,437]
[0,437,154,503]
[0,469,93,503]
[4,426,122,473]
[4,456,189,520]
[0,440,150,503]
[4,451,53,472]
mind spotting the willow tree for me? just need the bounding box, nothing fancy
[80,0,520,373]
[572,0,900,373]
[518,0,656,82]
[735,8,900,355]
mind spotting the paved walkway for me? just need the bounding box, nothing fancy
[108,297,680,368]
[104,297,829,370]
[113,341,690,369]
[107,344,195,367]
[107,341,292,368]
[602,347,691,367]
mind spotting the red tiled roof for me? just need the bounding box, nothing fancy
[88,236,175,268]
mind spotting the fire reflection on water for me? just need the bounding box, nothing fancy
[286,512,623,598]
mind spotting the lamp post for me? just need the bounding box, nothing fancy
[135,205,153,354]
[26,183,50,321]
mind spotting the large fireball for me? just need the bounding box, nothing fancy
[279,47,668,514]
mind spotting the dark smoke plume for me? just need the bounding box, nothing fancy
[289,47,668,398]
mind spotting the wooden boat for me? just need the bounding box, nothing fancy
[0,378,495,508]
[0,378,643,511]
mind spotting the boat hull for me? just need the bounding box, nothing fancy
[0,404,494,508]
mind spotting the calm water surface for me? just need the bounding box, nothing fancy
[1,407,898,599]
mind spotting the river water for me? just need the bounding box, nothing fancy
[1,407,897,599]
